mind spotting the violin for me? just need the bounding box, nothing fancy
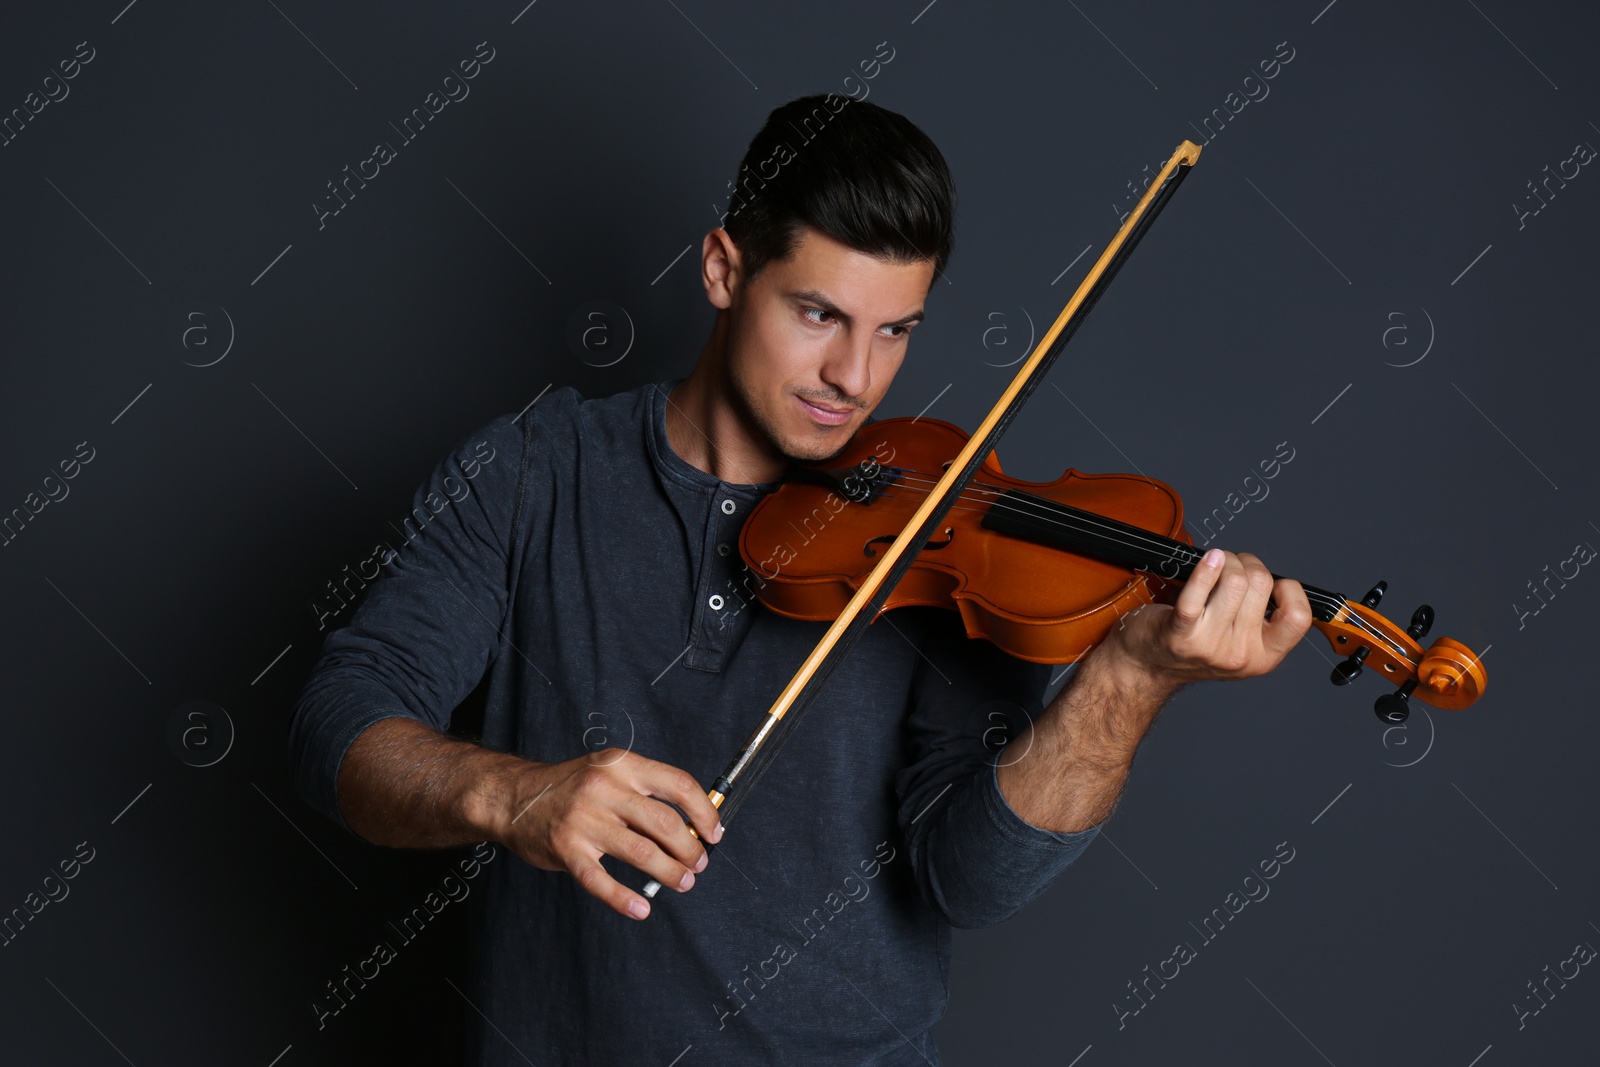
[739,415,1487,722]
[641,137,1485,898]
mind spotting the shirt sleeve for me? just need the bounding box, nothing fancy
[287,413,528,835]
[893,609,1102,928]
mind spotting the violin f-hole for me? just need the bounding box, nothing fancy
[865,527,954,557]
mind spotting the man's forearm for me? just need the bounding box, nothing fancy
[335,716,724,918]
[337,715,526,848]
[995,641,1182,833]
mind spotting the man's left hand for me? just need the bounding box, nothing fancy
[1104,547,1314,687]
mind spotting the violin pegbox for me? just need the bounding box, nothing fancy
[1315,583,1488,719]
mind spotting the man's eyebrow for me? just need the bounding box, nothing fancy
[789,289,925,328]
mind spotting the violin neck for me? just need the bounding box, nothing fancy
[979,488,1345,622]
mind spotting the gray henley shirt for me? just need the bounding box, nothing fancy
[289,378,1101,1066]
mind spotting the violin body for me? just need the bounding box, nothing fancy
[740,417,1191,665]
[742,416,1486,714]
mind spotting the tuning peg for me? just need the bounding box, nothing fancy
[1361,581,1387,608]
[1407,605,1434,640]
[1375,678,1419,723]
[1331,646,1370,686]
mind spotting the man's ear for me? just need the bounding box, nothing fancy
[702,227,741,310]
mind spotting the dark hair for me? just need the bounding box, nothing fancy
[720,94,956,283]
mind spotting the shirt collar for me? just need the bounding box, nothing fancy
[648,378,782,498]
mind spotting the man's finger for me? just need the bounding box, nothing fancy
[571,853,653,920]
[1262,577,1314,657]
[1172,548,1225,633]
[1231,553,1277,642]
[1207,552,1253,624]
[626,794,709,873]
[599,823,698,896]
[632,755,724,845]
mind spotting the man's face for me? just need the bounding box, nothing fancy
[719,225,935,464]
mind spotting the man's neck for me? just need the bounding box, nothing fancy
[664,333,785,487]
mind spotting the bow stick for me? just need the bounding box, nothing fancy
[642,139,1204,898]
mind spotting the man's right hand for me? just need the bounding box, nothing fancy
[336,718,724,922]
[485,749,724,920]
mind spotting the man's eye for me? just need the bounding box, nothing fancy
[802,307,832,325]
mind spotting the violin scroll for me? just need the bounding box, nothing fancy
[1315,593,1487,716]
[1411,636,1488,708]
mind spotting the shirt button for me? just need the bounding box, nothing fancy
[717,543,731,557]
[721,499,737,515]
[708,594,725,610]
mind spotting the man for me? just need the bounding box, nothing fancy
[290,93,1312,1064]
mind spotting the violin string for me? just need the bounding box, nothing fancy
[872,481,1408,664]
[877,468,1410,661]
[874,464,1376,643]
[858,466,1413,664]
[877,469,1378,640]
[884,466,1305,594]
[887,469,1197,560]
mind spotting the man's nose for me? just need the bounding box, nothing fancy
[820,332,873,402]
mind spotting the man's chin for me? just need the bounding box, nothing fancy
[778,423,859,465]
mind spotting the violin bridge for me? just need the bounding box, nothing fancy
[785,458,899,503]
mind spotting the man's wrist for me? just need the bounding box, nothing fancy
[1095,624,1186,700]
[1060,634,1185,757]
[451,748,528,847]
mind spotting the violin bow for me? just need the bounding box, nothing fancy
[643,139,1204,898]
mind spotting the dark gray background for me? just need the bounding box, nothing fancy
[1,0,1593,1064]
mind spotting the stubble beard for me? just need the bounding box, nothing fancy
[727,358,856,468]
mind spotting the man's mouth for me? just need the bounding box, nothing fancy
[796,395,854,426]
